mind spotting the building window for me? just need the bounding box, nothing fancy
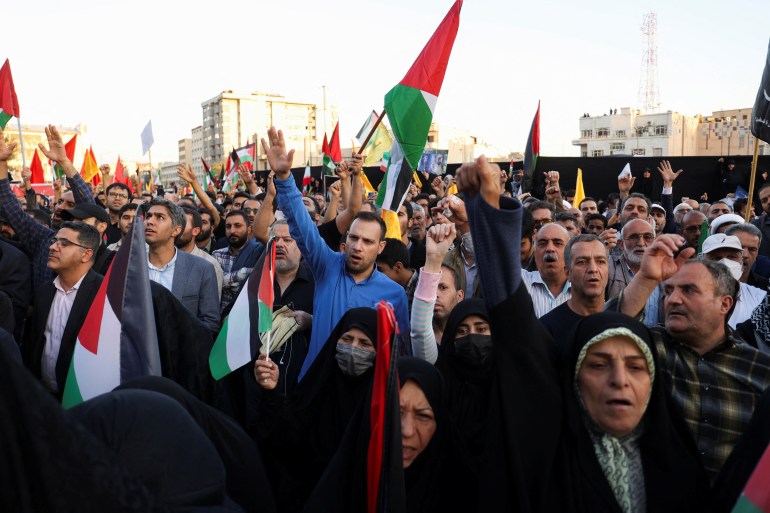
[654,125,667,136]
[610,143,625,151]
[597,128,610,138]
[632,148,645,156]
[581,129,592,138]
[635,127,646,137]
[615,130,626,138]
[591,149,604,157]
[653,148,663,156]
[581,150,588,157]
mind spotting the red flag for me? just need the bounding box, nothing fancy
[64,134,77,162]
[322,133,330,156]
[29,150,45,183]
[0,59,20,129]
[114,156,132,191]
[367,301,402,513]
[329,122,342,163]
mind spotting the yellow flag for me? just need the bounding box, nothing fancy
[382,209,401,239]
[412,171,423,189]
[573,168,585,208]
[81,147,99,183]
[446,183,458,196]
[363,124,393,166]
[360,173,376,195]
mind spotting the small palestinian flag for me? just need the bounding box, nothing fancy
[209,237,276,380]
[0,59,20,130]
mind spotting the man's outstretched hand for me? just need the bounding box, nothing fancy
[455,155,500,208]
[38,125,69,164]
[0,127,17,162]
[260,126,294,180]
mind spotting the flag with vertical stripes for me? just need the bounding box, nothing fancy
[731,441,770,512]
[209,237,276,380]
[62,214,161,407]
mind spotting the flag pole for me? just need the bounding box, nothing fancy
[357,109,386,155]
[15,118,26,169]
[746,138,761,223]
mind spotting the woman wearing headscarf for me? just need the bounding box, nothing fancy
[301,357,472,513]
[561,311,709,513]
[252,307,378,513]
[0,338,242,513]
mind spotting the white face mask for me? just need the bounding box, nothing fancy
[718,258,743,281]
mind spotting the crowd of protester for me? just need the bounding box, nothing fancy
[3,124,770,512]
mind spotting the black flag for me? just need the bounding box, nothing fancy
[751,39,770,144]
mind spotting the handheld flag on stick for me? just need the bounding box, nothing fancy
[751,39,770,145]
[356,110,380,146]
[573,168,586,208]
[209,237,276,379]
[377,0,463,214]
[29,150,44,183]
[141,120,154,156]
[80,146,99,183]
[522,101,540,194]
[329,122,342,164]
[303,160,312,193]
[0,59,19,130]
[367,301,404,513]
[62,214,161,407]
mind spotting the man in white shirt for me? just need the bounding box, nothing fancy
[23,221,102,396]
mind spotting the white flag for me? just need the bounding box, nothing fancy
[141,120,154,155]
[618,162,631,180]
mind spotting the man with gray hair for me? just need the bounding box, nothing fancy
[725,223,769,289]
[606,218,654,300]
[539,234,608,354]
[144,198,220,332]
[617,235,770,480]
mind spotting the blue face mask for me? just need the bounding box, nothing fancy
[335,342,376,377]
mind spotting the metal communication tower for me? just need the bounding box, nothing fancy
[637,12,661,112]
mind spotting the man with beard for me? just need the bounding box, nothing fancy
[680,210,708,252]
[410,203,428,242]
[606,218,653,300]
[144,198,220,332]
[103,183,132,245]
[262,126,409,379]
[213,210,264,314]
[249,219,315,396]
[522,223,571,317]
[397,201,426,270]
[0,125,96,288]
[540,234,609,354]
[196,209,216,253]
[176,206,223,299]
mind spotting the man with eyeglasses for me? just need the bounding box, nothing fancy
[680,210,708,253]
[527,200,555,230]
[23,221,102,398]
[59,203,115,276]
[0,126,96,288]
[606,218,654,301]
[103,182,133,239]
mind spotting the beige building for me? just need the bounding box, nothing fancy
[574,106,770,158]
[696,108,770,156]
[572,108,700,157]
[201,91,327,170]
[3,124,84,181]
[425,122,510,163]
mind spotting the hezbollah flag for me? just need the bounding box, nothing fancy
[0,59,19,130]
[377,0,462,213]
[363,124,393,167]
[731,441,770,512]
[209,237,276,380]
[62,214,161,408]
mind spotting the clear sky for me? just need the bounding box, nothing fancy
[4,0,768,164]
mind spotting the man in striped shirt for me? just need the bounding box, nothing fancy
[521,223,571,317]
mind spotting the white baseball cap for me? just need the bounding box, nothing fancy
[701,234,743,254]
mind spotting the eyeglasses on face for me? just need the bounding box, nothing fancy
[108,192,129,199]
[624,233,654,243]
[49,237,90,250]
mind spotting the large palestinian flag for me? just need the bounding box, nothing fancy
[377,0,462,212]
[732,440,770,512]
[62,214,161,408]
[0,59,19,130]
[522,101,540,193]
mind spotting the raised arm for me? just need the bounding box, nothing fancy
[335,153,363,234]
[457,156,522,308]
[37,125,94,205]
[410,223,455,364]
[177,164,221,228]
[617,234,694,316]
[252,173,276,244]
[657,160,682,234]
[261,127,334,274]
